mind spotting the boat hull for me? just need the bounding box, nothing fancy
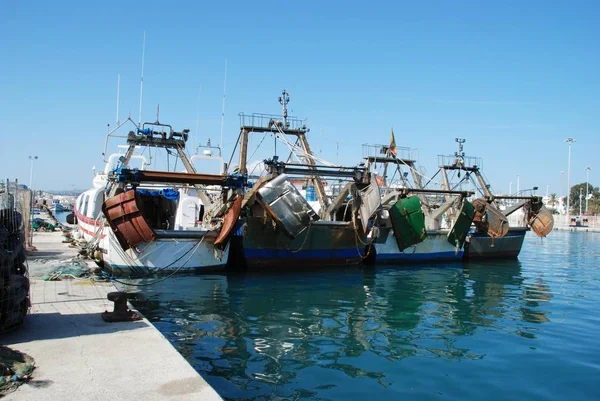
[100,228,228,276]
[75,206,228,276]
[241,217,364,269]
[464,227,528,260]
[375,230,463,263]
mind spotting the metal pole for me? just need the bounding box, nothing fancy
[28,155,38,193]
[565,137,576,224]
[219,58,227,151]
[586,166,591,214]
[138,31,146,126]
[29,158,34,190]
[516,174,520,194]
[116,73,120,124]
[579,188,583,220]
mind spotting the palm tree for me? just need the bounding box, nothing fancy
[548,193,557,208]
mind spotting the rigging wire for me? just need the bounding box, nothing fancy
[109,237,205,287]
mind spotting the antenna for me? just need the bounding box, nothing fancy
[138,31,146,126]
[454,137,466,166]
[195,85,202,155]
[116,73,120,124]
[278,89,290,128]
[219,58,227,151]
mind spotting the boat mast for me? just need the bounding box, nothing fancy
[116,74,120,125]
[138,31,146,126]
[278,89,290,128]
[219,58,227,151]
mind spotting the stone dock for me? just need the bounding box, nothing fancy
[554,225,600,233]
[1,214,222,400]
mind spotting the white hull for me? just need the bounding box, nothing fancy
[75,209,229,277]
[375,230,463,263]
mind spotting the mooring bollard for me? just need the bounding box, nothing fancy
[102,291,142,322]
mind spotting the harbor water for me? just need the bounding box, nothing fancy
[128,231,600,400]
[53,210,71,225]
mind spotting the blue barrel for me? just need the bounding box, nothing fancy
[306,185,317,201]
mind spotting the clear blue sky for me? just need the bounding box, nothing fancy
[1,0,598,196]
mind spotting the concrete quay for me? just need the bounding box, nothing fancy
[1,216,222,401]
[554,225,600,233]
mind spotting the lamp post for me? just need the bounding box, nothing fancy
[516,174,520,194]
[579,188,583,220]
[28,156,38,191]
[28,155,38,248]
[565,138,575,223]
[585,166,591,214]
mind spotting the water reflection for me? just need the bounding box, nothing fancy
[130,260,553,400]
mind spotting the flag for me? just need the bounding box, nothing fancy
[387,129,397,158]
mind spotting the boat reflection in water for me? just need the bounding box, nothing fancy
[128,261,552,400]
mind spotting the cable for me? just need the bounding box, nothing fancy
[109,236,205,287]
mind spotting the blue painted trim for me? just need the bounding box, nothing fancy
[377,251,463,262]
[244,248,363,259]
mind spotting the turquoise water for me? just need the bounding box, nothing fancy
[53,211,70,224]
[130,231,600,400]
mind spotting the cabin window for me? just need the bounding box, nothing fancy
[92,191,103,219]
[81,195,90,217]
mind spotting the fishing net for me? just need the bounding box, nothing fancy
[0,345,35,396]
[0,181,31,332]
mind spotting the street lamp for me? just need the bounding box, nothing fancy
[565,138,575,222]
[586,166,591,214]
[28,155,38,249]
[516,174,520,194]
[28,156,38,190]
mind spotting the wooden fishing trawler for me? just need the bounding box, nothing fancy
[231,91,382,269]
[361,143,475,263]
[75,118,244,277]
[434,138,554,260]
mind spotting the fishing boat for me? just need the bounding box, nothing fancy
[52,199,65,213]
[231,92,382,269]
[75,118,244,277]
[434,139,554,260]
[362,143,474,263]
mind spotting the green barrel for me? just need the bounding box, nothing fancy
[390,196,426,251]
[447,200,475,247]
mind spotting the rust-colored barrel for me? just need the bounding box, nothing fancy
[528,205,554,237]
[103,189,156,250]
[485,206,509,237]
[471,198,509,238]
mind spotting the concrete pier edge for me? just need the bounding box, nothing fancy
[0,212,222,401]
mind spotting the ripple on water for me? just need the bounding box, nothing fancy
[130,231,600,401]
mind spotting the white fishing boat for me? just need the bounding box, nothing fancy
[435,139,554,260]
[52,199,65,213]
[362,143,474,264]
[75,119,244,277]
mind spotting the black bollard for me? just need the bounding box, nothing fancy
[101,292,142,322]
